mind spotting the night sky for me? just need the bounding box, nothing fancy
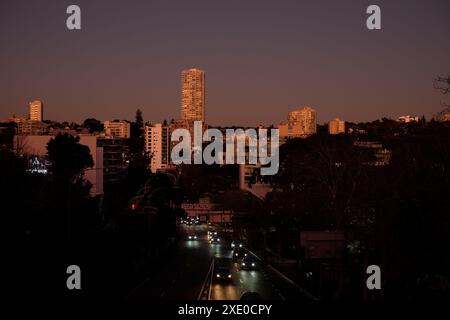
[1,0,449,126]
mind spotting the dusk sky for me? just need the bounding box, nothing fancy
[1,0,449,126]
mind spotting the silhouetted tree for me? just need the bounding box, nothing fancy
[135,109,144,129]
[129,109,145,154]
[263,121,450,300]
[47,133,94,181]
[83,118,104,133]
[434,74,450,108]
[434,74,450,94]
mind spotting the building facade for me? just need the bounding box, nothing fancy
[145,123,171,173]
[398,115,419,123]
[8,117,44,135]
[353,140,392,166]
[96,137,129,187]
[278,107,317,139]
[328,118,345,135]
[29,100,43,121]
[103,120,131,138]
[181,68,205,123]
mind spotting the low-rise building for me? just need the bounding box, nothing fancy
[278,107,317,140]
[398,115,419,123]
[103,120,131,138]
[353,140,391,166]
[97,137,129,186]
[328,118,345,135]
[7,117,44,135]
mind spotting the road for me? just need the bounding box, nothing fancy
[127,223,312,300]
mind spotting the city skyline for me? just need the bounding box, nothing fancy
[2,92,444,126]
[3,1,449,305]
[1,0,449,126]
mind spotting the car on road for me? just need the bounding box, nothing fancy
[232,248,248,261]
[207,229,218,239]
[187,234,197,240]
[186,220,193,225]
[240,256,257,270]
[209,236,221,244]
[215,267,232,281]
[231,240,243,249]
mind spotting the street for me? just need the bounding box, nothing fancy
[127,223,313,300]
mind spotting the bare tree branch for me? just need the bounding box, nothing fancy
[434,74,450,94]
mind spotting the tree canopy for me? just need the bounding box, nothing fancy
[47,133,94,181]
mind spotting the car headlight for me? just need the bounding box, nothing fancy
[228,274,231,278]
[188,236,192,239]
[239,244,242,247]
[244,253,247,257]
[242,263,246,266]
[216,274,220,278]
[194,236,197,239]
[235,253,238,256]
[251,263,255,267]
[217,238,220,241]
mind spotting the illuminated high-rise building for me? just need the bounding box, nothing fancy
[181,68,205,123]
[29,100,43,121]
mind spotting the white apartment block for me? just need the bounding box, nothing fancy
[145,123,171,173]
